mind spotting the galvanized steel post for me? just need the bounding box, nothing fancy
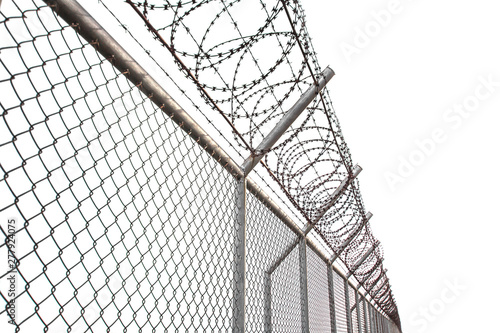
[302,165,363,235]
[370,305,377,333]
[363,298,369,333]
[345,279,353,333]
[329,211,372,264]
[327,265,337,333]
[346,242,379,279]
[233,177,247,333]
[246,67,333,333]
[41,1,397,331]
[264,272,272,332]
[355,291,362,333]
[366,270,388,295]
[242,68,334,176]
[299,238,310,332]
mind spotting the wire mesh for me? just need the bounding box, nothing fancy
[369,304,376,333]
[269,246,302,332]
[332,271,348,333]
[306,244,331,333]
[245,189,301,332]
[0,0,402,332]
[87,0,401,326]
[349,284,359,333]
[359,298,367,333]
[0,1,238,331]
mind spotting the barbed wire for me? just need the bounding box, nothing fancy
[116,0,400,325]
[0,0,401,329]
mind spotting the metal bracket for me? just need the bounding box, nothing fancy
[329,211,373,264]
[303,165,363,235]
[346,241,380,279]
[365,269,388,295]
[242,67,335,176]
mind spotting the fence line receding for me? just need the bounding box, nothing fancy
[0,0,402,332]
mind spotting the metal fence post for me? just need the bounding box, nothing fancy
[299,238,310,333]
[366,270,388,295]
[378,311,382,333]
[355,291,362,333]
[329,211,372,264]
[241,66,332,333]
[344,279,353,333]
[327,265,337,333]
[367,305,371,333]
[370,305,376,333]
[363,298,368,333]
[302,166,363,235]
[3,1,404,331]
[368,305,372,333]
[264,272,272,332]
[233,177,247,333]
[242,68,334,176]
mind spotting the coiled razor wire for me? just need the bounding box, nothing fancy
[110,0,400,325]
[0,0,401,331]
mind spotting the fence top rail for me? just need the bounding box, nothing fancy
[44,0,244,180]
[43,0,401,327]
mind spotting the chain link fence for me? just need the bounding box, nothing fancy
[1,0,401,332]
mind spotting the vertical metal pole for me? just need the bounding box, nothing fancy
[264,272,272,332]
[303,167,364,236]
[299,238,310,333]
[344,279,353,333]
[327,265,337,333]
[242,67,335,175]
[346,242,379,281]
[355,291,362,333]
[363,299,368,333]
[370,306,376,333]
[328,210,371,264]
[366,303,374,333]
[233,177,247,333]
[366,303,375,333]
[367,305,372,333]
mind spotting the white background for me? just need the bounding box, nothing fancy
[301,0,500,332]
[2,0,499,332]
